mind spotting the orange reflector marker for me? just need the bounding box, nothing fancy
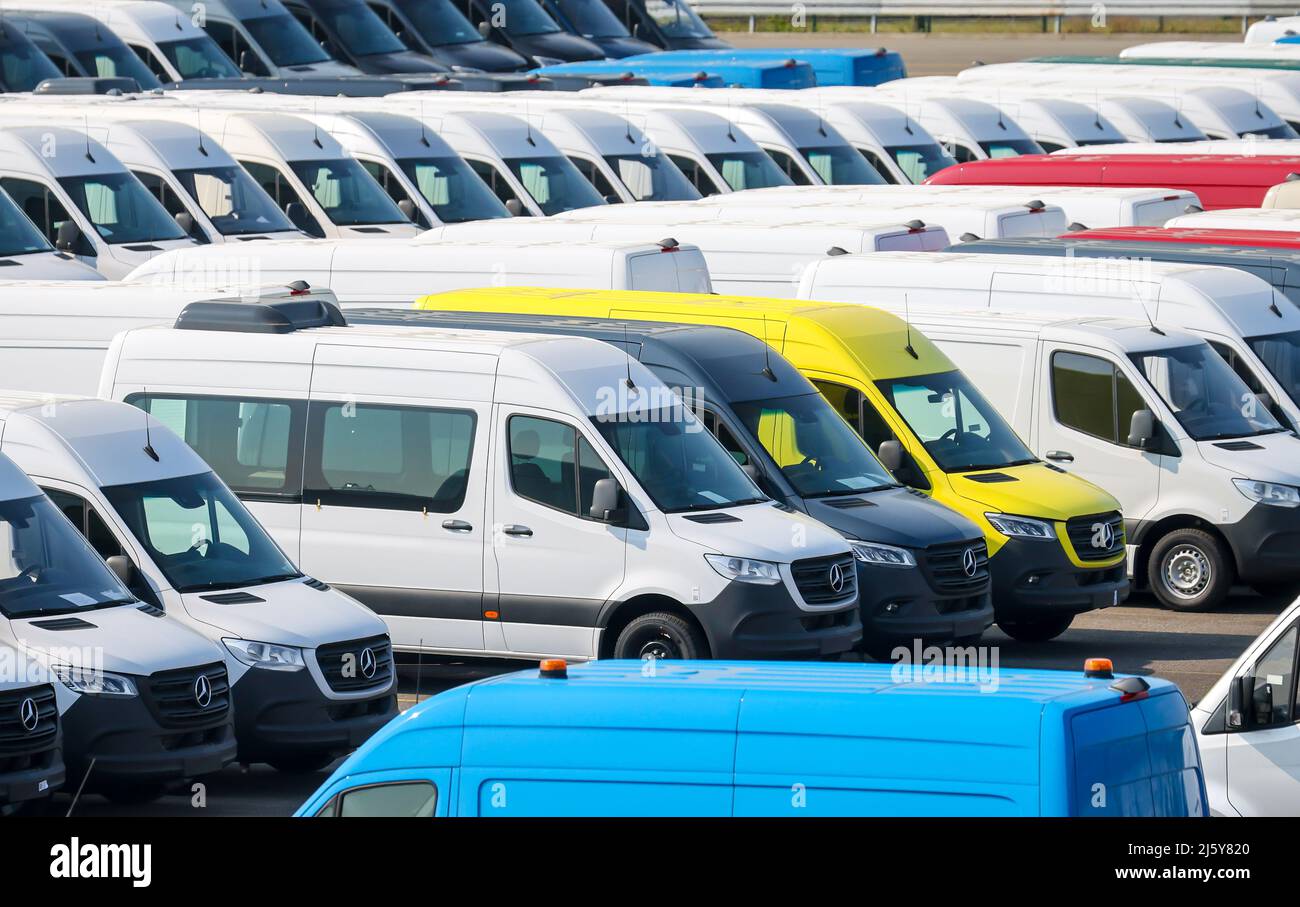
[539,659,568,679]
[483,610,499,620]
[1084,657,1114,679]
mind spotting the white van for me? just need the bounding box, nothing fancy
[843,89,1044,162]
[0,125,198,279]
[1093,96,1210,144]
[128,236,713,301]
[1165,207,1300,232]
[693,187,1069,240]
[844,306,1300,611]
[153,0,362,77]
[1246,17,1300,43]
[97,299,863,662]
[0,184,103,280]
[0,393,397,773]
[0,281,343,395]
[796,250,1300,433]
[7,0,244,82]
[423,215,947,296]
[1194,595,1300,816]
[0,114,303,244]
[0,449,237,801]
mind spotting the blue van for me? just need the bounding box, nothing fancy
[297,659,1208,817]
[532,55,815,88]
[633,48,907,86]
[532,60,723,86]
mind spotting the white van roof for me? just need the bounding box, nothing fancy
[864,91,1037,144]
[0,393,211,486]
[1246,17,1300,43]
[12,0,212,42]
[1165,207,1300,231]
[0,125,125,178]
[901,306,1204,355]
[97,118,239,171]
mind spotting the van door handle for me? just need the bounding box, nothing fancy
[441,519,473,532]
[1046,450,1074,463]
[502,524,533,538]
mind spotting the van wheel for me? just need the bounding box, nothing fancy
[996,615,1073,642]
[268,752,336,774]
[1147,529,1232,612]
[613,612,707,660]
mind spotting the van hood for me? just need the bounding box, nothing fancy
[338,223,423,239]
[11,603,223,676]
[804,486,983,548]
[2,252,104,280]
[1194,431,1300,483]
[664,501,851,562]
[180,579,387,649]
[430,39,529,72]
[103,238,199,278]
[946,462,1119,520]
[282,60,365,76]
[353,51,448,74]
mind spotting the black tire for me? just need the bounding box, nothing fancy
[99,783,167,805]
[1147,528,1233,612]
[267,752,336,774]
[613,612,707,660]
[996,615,1074,642]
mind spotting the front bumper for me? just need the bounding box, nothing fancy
[61,695,236,786]
[231,667,397,763]
[989,537,1129,620]
[1217,503,1300,585]
[857,557,994,646]
[0,746,64,805]
[695,578,860,660]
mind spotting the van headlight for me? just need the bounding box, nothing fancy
[705,554,783,585]
[223,638,305,671]
[849,540,916,567]
[53,665,138,697]
[1233,478,1300,508]
[985,512,1055,540]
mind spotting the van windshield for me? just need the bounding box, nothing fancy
[799,144,885,185]
[0,187,54,256]
[72,45,162,89]
[1242,123,1298,140]
[591,410,766,513]
[876,370,1038,472]
[732,393,897,497]
[705,151,792,191]
[887,143,957,183]
[103,472,300,594]
[978,138,1044,158]
[505,155,606,215]
[0,495,135,619]
[550,0,630,37]
[1131,344,1285,441]
[312,0,408,55]
[288,158,409,225]
[157,35,243,79]
[397,156,510,222]
[174,165,298,235]
[0,31,62,91]
[644,0,714,39]
[1249,329,1300,411]
[58,172,190,244]
[244,12,332,66]
[400,0,481,46]
[493,0,562,36]
[602,153,701,201]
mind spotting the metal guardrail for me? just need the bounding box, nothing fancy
[692,0,1300,20]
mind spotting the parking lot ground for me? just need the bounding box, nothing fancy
[54,590,1289,817]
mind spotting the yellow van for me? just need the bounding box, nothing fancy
[416,287,1129,642]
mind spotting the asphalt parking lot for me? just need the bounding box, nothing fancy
[54,587,1288,818]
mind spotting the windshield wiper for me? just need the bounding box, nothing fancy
[806,484,897,498]
[246,573,303,587]
[670,497,769,513]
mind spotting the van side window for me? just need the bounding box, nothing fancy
[1248,625,1298,729]
[815,379,930,490]
[318,781,438,817]
[1,177,73,245]
[813,380,863,435]
[358,160,429,228]
[667,155,721,196]
[306,402,476,513]
[465,159,530,215]
[567,157,620,202]
[129,394,304,498]
[133,171,187,220]
[949,144,978,164]
[1051,351,1145,448]
[128,43,170,81]
[508,415,612,517]
[858,149,899,184]
[240,160,324,235]
[206,20,270,75]
[42,489,124,561]
[700,411,749,466]
[765,149,811,185]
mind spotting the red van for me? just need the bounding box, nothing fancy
[925,154,1300,210]
[1066,225,1300,250]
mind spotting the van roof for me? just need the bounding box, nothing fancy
[0,393,210,487]
[0,125,124,178]
[417,286,956,381]
[907,306,1203,352]
[101,118,239,169]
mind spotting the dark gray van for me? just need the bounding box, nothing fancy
[353,309,994,653]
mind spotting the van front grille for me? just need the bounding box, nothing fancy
[926,540,990,595]
[790,553,857,605]
[142,663,230,729]
[1066,512,1126,562]
[316,635,393,693]
[0,684,57,753]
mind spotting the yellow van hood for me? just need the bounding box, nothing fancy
[947,463,1119,520]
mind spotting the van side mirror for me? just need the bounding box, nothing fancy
[55,219,84,254]
[105,555,137,588]
[588,478,624,523]
[477,20,491,38]
[397,198,417,222]
[504,198,525,217]
[1126,409,1157,450]
[1228,674,1249,729]
[174,210,198,237]
[877,439,903,473]
[284,201,322,238]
